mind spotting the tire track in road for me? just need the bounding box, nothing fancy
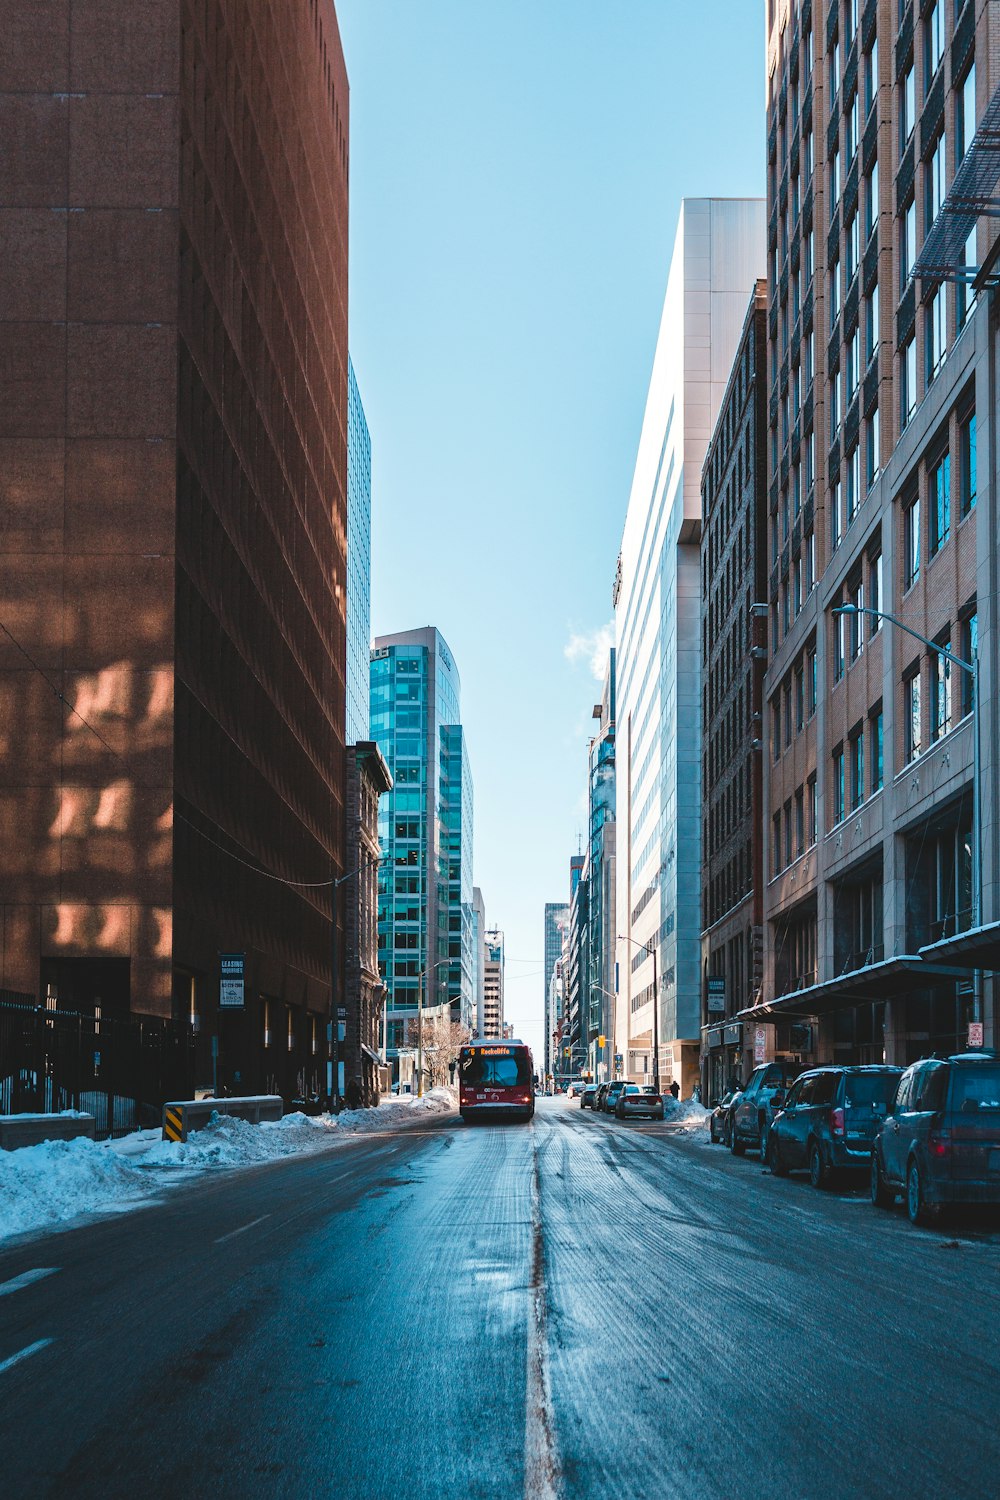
[524,1121,561,1500]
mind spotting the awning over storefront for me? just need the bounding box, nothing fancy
[919,921,1000,971]
[736,955,969,1023]
[361,1044,383,1065]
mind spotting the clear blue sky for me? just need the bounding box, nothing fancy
[336,0,766,1058]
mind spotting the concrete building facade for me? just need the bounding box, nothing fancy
[484,927,504,1038]
[751,0,1000,1070]
[346,357,371,746]
[700,284,770,1101]
[0,0,351,1101]
[614,198,766,1095]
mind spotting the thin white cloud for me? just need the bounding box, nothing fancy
[564,620,615,683]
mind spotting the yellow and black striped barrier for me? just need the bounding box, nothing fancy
[161,1096,283,1142]
[163,1105,185,1143]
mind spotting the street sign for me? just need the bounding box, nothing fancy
[220,953,245,1009]
[754,1025,767,1063]
[707,976,726,1014]
[969,1021,984,1048]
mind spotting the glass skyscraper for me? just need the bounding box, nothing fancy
[346,356,371,746]
[370,628,474,1070]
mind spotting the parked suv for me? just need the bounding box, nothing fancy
[602,1080,627,1114]
[730,1062,803,1160]
[768,1065,901,1187]
[871,1053,1000,1225]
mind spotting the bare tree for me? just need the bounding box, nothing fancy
[408,1012,471,1088]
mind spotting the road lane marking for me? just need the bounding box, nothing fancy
[0,1339,54,1376]
[524,1123,561,1500]
[214,1215,271,1245]
[0,1269,59,1298]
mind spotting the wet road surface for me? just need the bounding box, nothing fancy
[1,1097,999,1498]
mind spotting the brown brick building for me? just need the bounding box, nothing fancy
[750,0,1000,1070]
[0,0,350,1098]
[700,283,769,1101]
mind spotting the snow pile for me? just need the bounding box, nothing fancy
[0,1089,459,1246]
[663,1097,712,1132]
[0,1134,153,1243]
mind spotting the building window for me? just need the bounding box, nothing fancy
[795,789,805,858]
[805,528,816,592]
[905,668,922,763]
[846,443,861,525]
[846,327,860,403]
[870,705,884,792]
[864,37,879,118]
[772,700,781,762]
[927,130,947,227]
[961,611,978,716]
[903,492,920,588]
[865,283,879,364]
[795,666,805,732]
[831,374,842,442]
[807,774,818,847]
[783,681,793,749]
[848,575,864,662]
[957,61,977,163]
[957,227,977,329]
[926,2,944,89]
[866,406,880,489]
[928,449,950,555]
[926,286,946,381]
[847,89,860,161]
[901,62,915,149]
[830,36,841,101]
[834,604,846,682]
[959,410,976,516]
[901,336,917,427]
[902,198,917,280]
[807,645,817,716]
[832,744,845,825]
[831,478,843,549]
[931,636,952,743]
[784,799,793,868]
[830,148,841,220]
[869,548,883,629]
[772,812,782,876]
[830,258,841,328]
[849,727,865,810]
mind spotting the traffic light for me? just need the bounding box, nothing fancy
[598,1035,606,1048]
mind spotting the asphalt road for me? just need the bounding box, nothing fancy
[2,1097,1000,1499]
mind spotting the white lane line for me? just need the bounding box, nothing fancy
[524,1123,561,1500]
[214,1214,271,1245]
[0,1339,55,1376]
[0,1268,59,1298]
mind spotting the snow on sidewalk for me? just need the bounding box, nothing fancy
[0,1088,456,1248]
[662,1097,712,1133]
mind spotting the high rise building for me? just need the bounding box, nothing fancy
[543,902,569,1077]
[484,928,504,1037]
[370,628,474,1073]
[0,0,351,1099]
[700,285,769,1101]
[346,357,372,746]
[751,0,1000,1068]
[587,651,616,1082]
[344,742,392,1105]
[614,199,766,1095]
[473,886,487,1036]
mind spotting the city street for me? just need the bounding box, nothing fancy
[2,1097,1000,1499]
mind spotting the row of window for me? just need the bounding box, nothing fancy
[771,639,818,761]
[900,409,975,590]
[771,775,817,877]
[831,705,884,825]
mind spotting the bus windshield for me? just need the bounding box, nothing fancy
[461,1049,532,1087]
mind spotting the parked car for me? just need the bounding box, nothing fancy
[602,1080,627,1114]
[566,1079,587,1099]
[709,1089,742,1145]
[594,1083,611,1113]
[730,1061,803,1160]
[581,1083,600,1109]
[871,1052,1000,1225]
[768,1065,901,1187]
[616,1084,665,1121]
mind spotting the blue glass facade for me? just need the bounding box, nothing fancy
[370,628,474,1068]
[346,357,371,746]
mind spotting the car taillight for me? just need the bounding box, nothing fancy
[928,1129,951,1158]
[830,1107,845,1137]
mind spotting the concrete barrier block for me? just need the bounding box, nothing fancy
[0,1113,97,1151]
[162,1095,283,1141]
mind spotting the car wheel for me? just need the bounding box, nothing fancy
[723,1117,733,1149]
[870,1150,893,1209]
[758,1119,770,1163]
[809,1141,829,1189]
[907,1158,935,1227]
[731,1126,746,1157]
[768,1134,788,1177]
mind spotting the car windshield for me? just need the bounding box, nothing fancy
[846,1073,899,1107]
[950,1067,1000,1113]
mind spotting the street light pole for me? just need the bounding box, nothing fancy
[834,603,981,1021]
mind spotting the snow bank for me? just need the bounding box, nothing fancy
[0,1089,458,1246]
[663,1097,712,1133]
[0,1135,154,1244]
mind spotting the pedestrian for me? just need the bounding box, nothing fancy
[669,1080,680,1100]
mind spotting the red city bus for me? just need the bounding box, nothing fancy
[458,1040,535,1123]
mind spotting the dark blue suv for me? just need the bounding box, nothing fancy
[768,1065,901,1188]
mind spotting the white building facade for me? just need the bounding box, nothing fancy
[614,198,766,1095]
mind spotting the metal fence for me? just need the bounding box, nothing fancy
[0,999,195,1139]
